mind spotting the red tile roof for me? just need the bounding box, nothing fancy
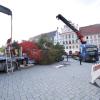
[79,24,100,36]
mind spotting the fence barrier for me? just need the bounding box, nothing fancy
[91,63,100,84]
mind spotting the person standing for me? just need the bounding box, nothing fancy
[79,52,82,65]
[66,53,68,62]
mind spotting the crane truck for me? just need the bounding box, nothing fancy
[56,14,99,62]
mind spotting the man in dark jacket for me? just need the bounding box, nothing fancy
[79,52,82,65]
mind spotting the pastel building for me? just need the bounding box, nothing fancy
[54,24,80,54]
[80,24,100,52]
[54,24,100,54]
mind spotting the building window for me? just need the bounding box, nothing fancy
[73,45,74,48]
[90,35,92,39]
[69,34,71,38]
[72,40,74,43]
[76,45,78,48]
[66,41,68,44]
[69,41,71,44]
[66,35,67,39]
[76,40,78,43]
[72,34,74,38]
[98,34,100,38]
[75,34,78,39]
[86,36,88,39]
[69,46,71,49]
[66,46,68,49]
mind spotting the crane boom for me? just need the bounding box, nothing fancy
[56,14,86,44]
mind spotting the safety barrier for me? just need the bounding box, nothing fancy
[91,63,100,84]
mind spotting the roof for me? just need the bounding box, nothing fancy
[29,30,56,42]
[79,24,100,36]
[43,30,56,37]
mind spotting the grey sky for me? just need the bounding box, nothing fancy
[78,0,97,5]
[0,0,100,46]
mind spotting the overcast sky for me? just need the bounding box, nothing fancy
[0,0,100,46]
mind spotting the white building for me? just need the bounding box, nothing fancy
[54,24,100,54]
[54,24,80,54]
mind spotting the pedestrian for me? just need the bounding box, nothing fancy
[66,53,68,62]
[79,52,82,65]
[22,53,28,66]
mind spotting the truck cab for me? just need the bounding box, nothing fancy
[80,44,99,62]
[56,14,99,62]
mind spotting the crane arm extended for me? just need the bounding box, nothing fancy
[56,14,86,44]
[0,5,12,15]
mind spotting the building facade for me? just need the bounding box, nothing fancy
[80,24,100,52]
[54,25,80,54]
[54,24,100,54]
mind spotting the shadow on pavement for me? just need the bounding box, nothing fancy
[89,82,100,88]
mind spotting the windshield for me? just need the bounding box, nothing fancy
[86,47,97,52]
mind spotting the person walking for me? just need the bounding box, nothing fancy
[79,52,82,65]
[66,53,68,62]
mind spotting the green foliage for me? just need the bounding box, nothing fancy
[53,43,65,55]
[12,41,20,56]
[12,41,20,49]
[39,48,64,65]
[37,34,53,49]
[0,46,5,53]
[37,36,65,65]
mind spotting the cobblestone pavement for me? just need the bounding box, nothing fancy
[0,58,100,100]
